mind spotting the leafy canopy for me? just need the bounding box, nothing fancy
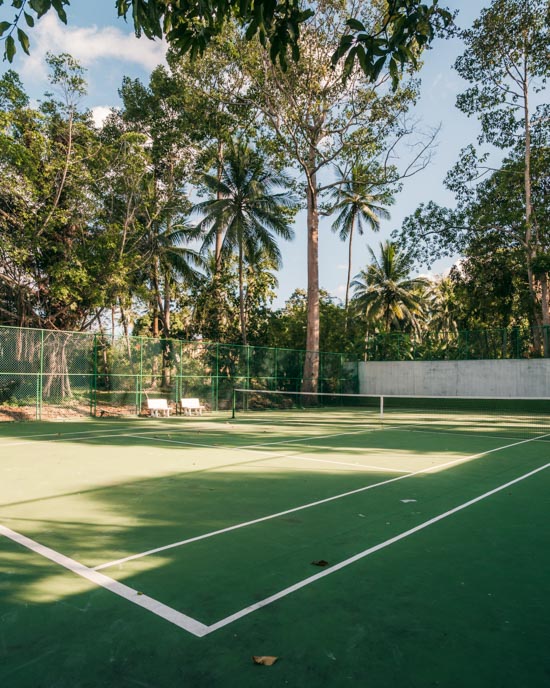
[0,0,453,86]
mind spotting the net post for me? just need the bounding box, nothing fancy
[231,387,236,419]
[380,395,384,419]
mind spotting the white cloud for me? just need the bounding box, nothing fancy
[91,105,113,128]
[19,13,167,82]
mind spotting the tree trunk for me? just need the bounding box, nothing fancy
[302,158,320,394]
[522,49,548,355]
[215,139,225,272]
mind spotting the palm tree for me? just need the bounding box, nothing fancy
[328,164,392,312]
[149,222,204,337]
[427,275,459,337]
[351,240,429,334]
[141,220,205,387]
[194,139,295,344]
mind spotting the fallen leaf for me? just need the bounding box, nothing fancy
[137,591,144,596]
[311,560,329,567]
[253,656,278,666]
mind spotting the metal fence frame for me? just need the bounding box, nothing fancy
[0,326,359,420]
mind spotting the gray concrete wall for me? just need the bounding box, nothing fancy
[359,359,550,398]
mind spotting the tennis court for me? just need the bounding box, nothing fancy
[1,398,549,687]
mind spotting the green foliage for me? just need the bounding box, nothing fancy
[327,162,394,308]
[351,240,430,334]
[193,138,296,343]
[1,0,69,62]
[333,0,454,89]
[1,0,452,87]
[454,0,549,149]
[264,289,365,355]
[393,0,550,339]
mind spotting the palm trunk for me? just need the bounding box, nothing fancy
[345,224,354,311]
[344,220,355,333]
[238,239,247,345]
[215,139,225,272]
[302,156,320,394]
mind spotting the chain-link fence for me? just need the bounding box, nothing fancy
[365,326,550,361]
[0,326,359,420]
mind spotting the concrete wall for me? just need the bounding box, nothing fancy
[359,359,550,398]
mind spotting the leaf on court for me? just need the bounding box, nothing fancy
[137,591,144,596]
[400,499,417,503]
[311,559,329,567]
[253,656,278,666]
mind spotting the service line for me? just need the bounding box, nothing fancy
[206,461,550,634]
[93,432,549,571]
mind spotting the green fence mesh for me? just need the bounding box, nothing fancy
[0,326,359,420]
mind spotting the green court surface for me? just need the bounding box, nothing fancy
[1,408,549,687]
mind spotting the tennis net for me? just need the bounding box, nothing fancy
[231,388,550,439]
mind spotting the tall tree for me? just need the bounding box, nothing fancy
[396,133,550,351]
[117,67,204,341]
[0,56,114,331]
[454,0,550,348]
[194,139,295,344]
[328,163,393,312]
[166,37,260,337]
[239,0,435,391]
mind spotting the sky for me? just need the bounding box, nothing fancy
[0,0,488,308]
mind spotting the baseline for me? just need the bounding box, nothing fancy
[0,524,208,637]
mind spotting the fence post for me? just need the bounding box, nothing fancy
[246,345,251,392]
[137,337,144,415]
[90,333,97,417]
[178,340,183,410]
[38,328,44,420]
[215,342,219,411]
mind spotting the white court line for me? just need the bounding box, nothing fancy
[123,423,399,455]
[273,455,411,473]
[238,425,396,449]
[206,462,550,634]
[0,524,209,638]
[0,426,167,448]
[93,431,549,571]
[0,422,139,444]
[125,432,408,473]
[394,426,550,443]
[3,463,548,638]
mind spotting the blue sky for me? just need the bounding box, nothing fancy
[1,0,488,308]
